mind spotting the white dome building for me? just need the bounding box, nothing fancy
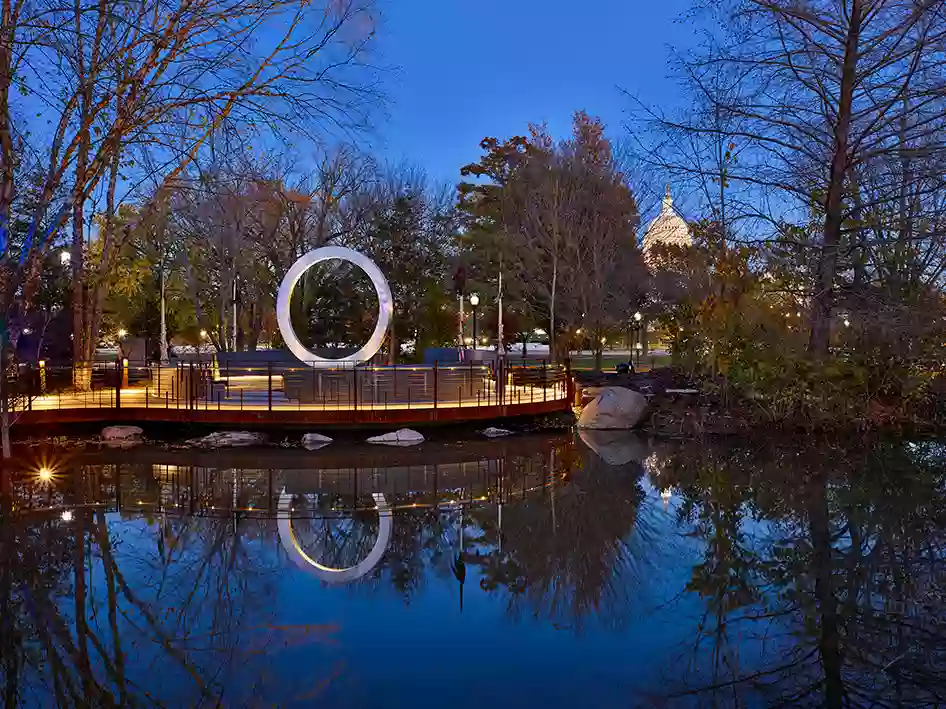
[642,185,692,256]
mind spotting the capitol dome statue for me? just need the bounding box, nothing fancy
[642,185,692,256]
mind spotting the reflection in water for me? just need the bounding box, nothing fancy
[278,490,393,583]
[1,435,945,707]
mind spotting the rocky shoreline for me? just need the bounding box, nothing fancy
[574,367,945,437]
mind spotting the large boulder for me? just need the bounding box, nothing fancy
[187,431,266,448]
[102,426,143,441]
[578,429,650,466]
[366,428,425,447]
[577,387,649,430]
[301,433,333,451]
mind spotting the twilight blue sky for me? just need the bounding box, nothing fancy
[373,0,694,187]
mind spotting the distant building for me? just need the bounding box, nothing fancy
[642,185,692,258]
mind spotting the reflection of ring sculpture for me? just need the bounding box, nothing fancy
[277,489,392,584]
[276,246,394,367]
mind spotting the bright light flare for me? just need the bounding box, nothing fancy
[61,510,74,522]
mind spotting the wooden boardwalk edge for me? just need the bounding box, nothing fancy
[12,398,571,429]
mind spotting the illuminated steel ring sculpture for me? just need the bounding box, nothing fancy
[277,489,392,584]
[276,246,393,367]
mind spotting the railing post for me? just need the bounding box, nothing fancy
[268,362,273,412]
[565,357,574,404]
[352,366,358,411]
[115,358,122,410]
[433,360,439,409]
[496,359,506,406]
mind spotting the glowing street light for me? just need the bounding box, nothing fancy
[61,510,74,522]
[37,467,53,482]
[117,328,127,338]
[468,293,480,344]
[633,311,642,322]
[60,250,71,265]
[199,329,208,339]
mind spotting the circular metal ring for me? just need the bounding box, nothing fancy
[276,246,393,367]
[277,490,392,584]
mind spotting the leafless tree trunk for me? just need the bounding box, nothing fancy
[809,0,864,357]
[630,0,946,358]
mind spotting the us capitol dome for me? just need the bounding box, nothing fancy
[642,185,692,255]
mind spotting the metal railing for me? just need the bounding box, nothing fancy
[10,359,572,416]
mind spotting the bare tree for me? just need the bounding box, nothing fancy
[0,0,382,394]
[638,0,946,356]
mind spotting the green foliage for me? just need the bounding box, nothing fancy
[655,223,945,430]
[458,113,643,362]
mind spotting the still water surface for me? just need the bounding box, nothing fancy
[1,432,944,708]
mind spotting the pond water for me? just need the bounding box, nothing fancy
[1,432,944,708]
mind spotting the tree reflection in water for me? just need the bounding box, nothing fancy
[0,464,340,707]
[0,436,944,707]
[650,438,946,708]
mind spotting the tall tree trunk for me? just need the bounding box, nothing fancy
[73,510,93,702]
[81,152,120,382]
[71,0,91,389]
[0,147,11,460]
[809,474,845,708]
[159,264,168,363]
[0,0,14,270]
[0,467,19,706]
[549,257,557,363]
[246,302,261,352]
[94,511,128,704]
[496,265,504,355]
[71,192,88,388]
[809,0,863,357]
[0,337,8,460]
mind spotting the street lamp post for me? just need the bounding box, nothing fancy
[632,311,642,364]
[469,293,479,348]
